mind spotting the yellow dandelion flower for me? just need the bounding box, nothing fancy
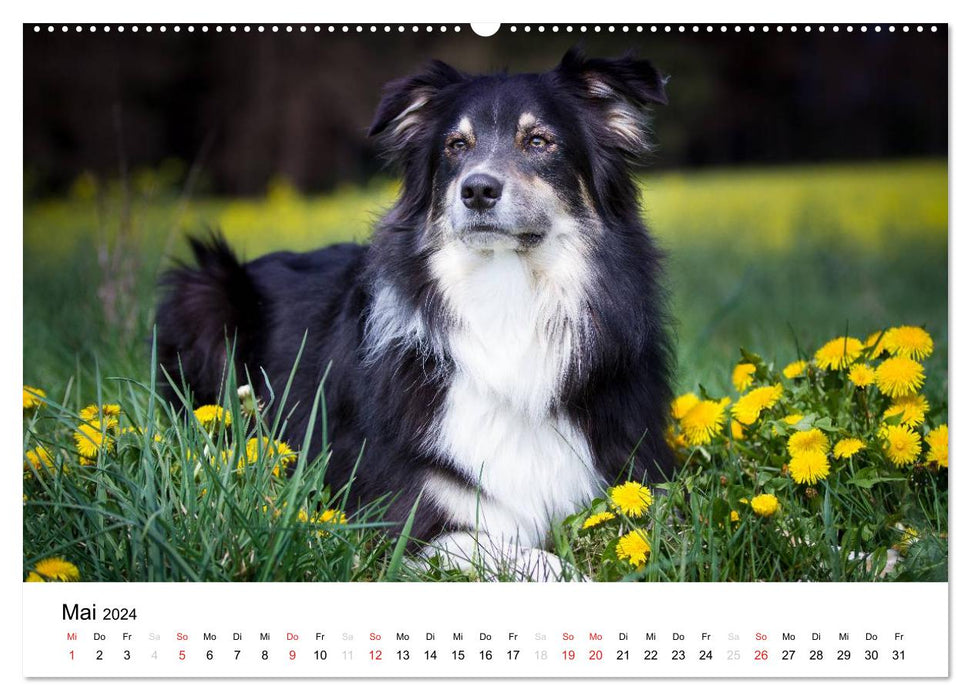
[241,437,297,477]
[788,450,831,485]
[194,405,231,429]
[731,384,784,425]
[865,331,890,357]
[671,392,700,420]
[750,493,779,517]
[609,481,653,517]
[787,428,829,456]
[582,512,616,529]
[883,394,929,428]
[883,425,922,466]
[847,363,876,388]
[23,385,46,410]
[875,357,925,398]
[732,363,757,392]
[884,326,934,361]
[665,425,688,451]
[73,420,114,460]
[731,419,745,440]
[615,530,651,567]
[815,336,864,371]
[926,425,948,467]
[782,360,808,379]
[771,413,804,437]
[296,508,349,537]
[314,509,348,526]
[894,526,920,554]
[80,404,121,422]
[29,557,80,582]
[833,438,865,459]
[24,446,56,477]
[680,399,726,445]
[730,510,740,523]
[25,572,44,582]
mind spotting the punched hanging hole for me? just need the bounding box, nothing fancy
[471,23,500,37]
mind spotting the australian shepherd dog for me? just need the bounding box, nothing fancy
[156,49,675,579]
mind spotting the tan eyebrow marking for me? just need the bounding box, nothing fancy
[516,112,556,150]
[518,112,538,131]
[445,116,476,152]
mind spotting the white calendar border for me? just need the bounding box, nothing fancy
[5,0,962,696]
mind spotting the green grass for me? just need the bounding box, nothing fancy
[23,160,948,582]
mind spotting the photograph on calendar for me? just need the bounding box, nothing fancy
[23,23,947,584]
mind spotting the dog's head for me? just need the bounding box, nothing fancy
[369,49,668,253]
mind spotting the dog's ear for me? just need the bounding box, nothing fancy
[368,61,467,162]
[555,47,668,156]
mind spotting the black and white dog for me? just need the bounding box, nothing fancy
[156,49,675,577]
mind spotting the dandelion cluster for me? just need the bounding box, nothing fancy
[572,324,946,580]
[570,477,657,573]
[22,387,351,581]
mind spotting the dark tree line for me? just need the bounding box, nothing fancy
[24,25,947,196]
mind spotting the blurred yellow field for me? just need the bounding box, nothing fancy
[25,159,946,259]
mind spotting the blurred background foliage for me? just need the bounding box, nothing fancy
[24,26,945,196]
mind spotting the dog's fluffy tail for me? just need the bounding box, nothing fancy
[155,232,262,406]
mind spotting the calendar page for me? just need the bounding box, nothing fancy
[20,5,951,687]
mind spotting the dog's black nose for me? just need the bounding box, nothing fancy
[460,173,503,211]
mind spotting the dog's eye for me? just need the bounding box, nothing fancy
[447,138,468,152]
[527,135,550,151]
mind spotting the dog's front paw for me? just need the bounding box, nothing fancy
[416,532,588,582]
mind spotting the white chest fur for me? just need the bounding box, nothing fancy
[425,243,602,547]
